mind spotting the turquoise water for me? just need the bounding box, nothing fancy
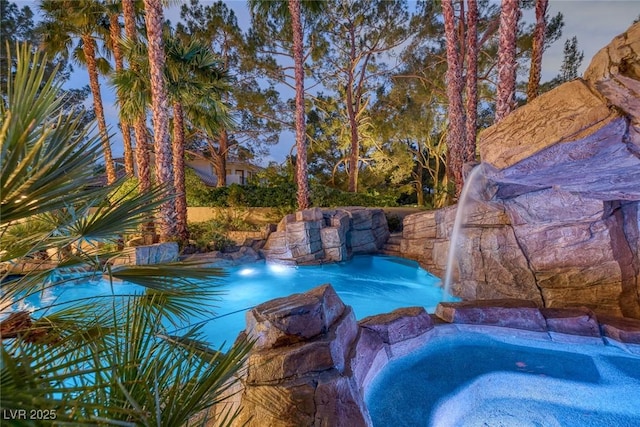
[16,255,446,346]
[366,330,640,427]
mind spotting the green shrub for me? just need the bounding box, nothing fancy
[186,170,402,209]
[309,182,399,208]
[188,220,235,251]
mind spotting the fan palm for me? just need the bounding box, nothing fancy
[165,36,233,241]
[527,0,549,101]
[1,43,250,425]
[142,0,175,242]
[105,0,135,177]
[38,0,118,185]
[113,35,233,243]
[495,0,521,121]
[442,0,465,198]
[121,0,153,204]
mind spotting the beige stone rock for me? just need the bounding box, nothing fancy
[479,80,616,170]
[350,327,387,392]
[296,207,324,222]
[359,307,433,345]
[320,227,344,249]
[234,381,317,427]
[246,307,358,384]
[505,189,605,225]
[584,22,640,121]
[277,213,296,232]
[487,118,640,200]
[246,284,346,350]
[324,246,347,262]
[262,208,388,265]
[541,282,624,317]
[314,374,371,427]
[111,242,178,266]
[402,211,437,240]
[349,229,377,253]
[599,314,640,344]
[541,307,601,337]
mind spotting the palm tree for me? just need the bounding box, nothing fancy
[527,0,548,101]
[39,0,117,185]
[442,0,466,198]
[121,0,153,201]
[495,0,521,122]
[143,0,175,242]
[1,43,250,425]
[114,34,232,244]
[464,0,478,164]
[106,0,135,177]
[164,37,232,241]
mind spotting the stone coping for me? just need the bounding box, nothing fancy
[222,286,640,426]
[433,300,640,346]
[356,301,640,397]
[350,300,640,425]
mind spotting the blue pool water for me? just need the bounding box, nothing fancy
[366,328,640,427]
[14,255,446,346]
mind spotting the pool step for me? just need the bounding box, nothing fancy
[380,233,403,256]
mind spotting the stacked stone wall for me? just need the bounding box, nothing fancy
[261,207,389,265]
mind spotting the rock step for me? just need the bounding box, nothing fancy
[380,233,403,256]
[379,246,401,256]
[386,233,403,245]
[382,242,400,251]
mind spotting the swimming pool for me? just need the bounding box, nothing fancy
[13,255,447,346]
[366,328,640,427]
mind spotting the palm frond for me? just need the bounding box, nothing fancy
[1,42,251,426]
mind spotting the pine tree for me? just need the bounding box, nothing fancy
[558,36,583,82]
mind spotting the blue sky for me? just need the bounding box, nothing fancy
[21,0,640,165]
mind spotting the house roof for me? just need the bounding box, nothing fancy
[189,166,218,187]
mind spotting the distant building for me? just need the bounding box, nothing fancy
[187,158,262,187]
[111,156,261,187]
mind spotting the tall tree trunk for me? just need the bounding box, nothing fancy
[288,0,310,209]
[123,0,154,243]
[464,0,478,164]
[495,0,521,122]
[133,121,151,193]
[82,34,116,185]
[172,102,188,241]
[213,130,229,188]
[122,0,151,190]
[143,0,175,241]
[442,0,466,198]
[345,85,359,193]
[346,24,359,193]
[415,164,424,207]
[527,0,548,101]
[109,11,134,177]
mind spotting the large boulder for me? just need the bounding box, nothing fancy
[230,284,370,427]
[396,22,640,319]
[111,242,179,266]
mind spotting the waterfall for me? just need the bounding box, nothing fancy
[442,164,488,299]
